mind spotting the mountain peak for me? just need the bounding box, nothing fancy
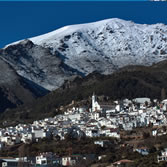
[1,18,167,91]
[3,18,137,48]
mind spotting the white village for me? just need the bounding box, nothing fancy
[1,94,167,166]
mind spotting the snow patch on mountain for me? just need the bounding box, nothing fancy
[28,18,167,74]
[3,18,167,90]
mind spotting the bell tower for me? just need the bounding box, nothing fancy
[92,92,96,112]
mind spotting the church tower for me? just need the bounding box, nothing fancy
[92,93,96,112]
[92,93,101,112]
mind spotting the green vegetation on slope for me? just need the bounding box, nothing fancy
[1,60,167,125]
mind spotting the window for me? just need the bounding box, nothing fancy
[42,160,46,164]
[2,162,7,167]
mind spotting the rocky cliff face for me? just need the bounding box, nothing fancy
[0,40,77,91]
[0,56,47,112]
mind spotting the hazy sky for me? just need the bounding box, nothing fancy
[0,1,167,48]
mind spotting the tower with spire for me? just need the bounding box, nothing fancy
[92,92,96,112]
[92,93,101,112]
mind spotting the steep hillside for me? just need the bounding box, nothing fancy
[0,57,48,112]
[1,60,167,126]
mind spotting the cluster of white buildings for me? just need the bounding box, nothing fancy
[1,94,167,149]
[90,95,167,132]
[0,152,96,167]
[1,94,167,165]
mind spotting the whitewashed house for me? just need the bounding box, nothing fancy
[157,148,167,163]
[62,155,82,166]
[36,152,53,165]
[85,129,100,137]
[21,133,35,143]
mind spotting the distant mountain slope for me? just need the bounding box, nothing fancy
[1,60,167,126]
[2,18,167,91]
[0,57,48,113]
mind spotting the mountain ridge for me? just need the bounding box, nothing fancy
[1,18,167,91]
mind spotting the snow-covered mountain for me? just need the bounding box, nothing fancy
[2,18,167,90]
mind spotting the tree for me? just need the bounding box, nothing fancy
[145,101,148,107]
[143,132,150,139]
[161,88,166,101]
